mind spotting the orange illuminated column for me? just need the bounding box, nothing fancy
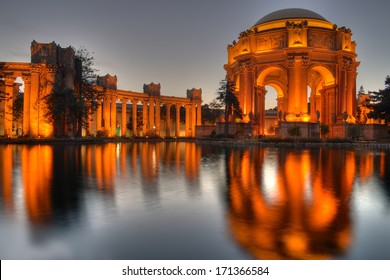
[175,104,181,137]
[155,100,161,136]
[245,65,254,122]
[238,66,246,115]
[103,92,110,133]
[255,86,266,135]
[22,75,31,136]
[132,99,138,136]
[96,100,102,131]
[346,68,357,120]
[239,64,254,122]
[166,103,171,137]
[110,93,117,137]
[149,100,155,133]
[287,54,309,121]
[121,98,128,137]
[191,102,196,137]
[339,64,346,116]
[142,101,148,135]
[4,76,14,137]
[29,64,40,137]
[185,104,191,137]
[309,93,321,122]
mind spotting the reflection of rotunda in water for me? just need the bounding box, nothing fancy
[226,147,356,259]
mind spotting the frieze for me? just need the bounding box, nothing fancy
[308,33,334,50]
[256,34,287,52]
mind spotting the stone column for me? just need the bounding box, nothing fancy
[316,95,322,122]
[29,64,40,137]
[175,104,181,137]
[22,75,31,136]
[96,100,102,131]
[244,65,254,122]
[255,86,266,135]
[329,86,337,123]
[110,93,117,137]
[166,103,171,137]
[155,100,161,136]
[287,54,308,120]
[142,101,148,135]
[185,105,191,137]
[132,99,138,136]
[346,69,356,118]
[309,94,316,122]
[149,100,155,133]
[121,98,128,137]
[4,76,15,137]
[277,97,284,116]
[238,66,246,115]
[339,65,347,116]
[103,92,110,133]
[191,103,196,137]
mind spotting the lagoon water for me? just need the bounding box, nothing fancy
[0,142,389,259]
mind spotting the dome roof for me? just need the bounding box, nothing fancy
[254,8,329,26]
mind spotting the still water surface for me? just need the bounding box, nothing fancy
[0,142,389,259]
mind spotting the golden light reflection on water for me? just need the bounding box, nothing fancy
[0,142,202,221]
[22,145,53,223]
[226,148,363,260]
[0,145,13,211]
[1,143,389,259]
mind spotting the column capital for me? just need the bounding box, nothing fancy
[120,97,128,103]
[22,75,31,84]
[255,86,267,96]
[4,76,15,86]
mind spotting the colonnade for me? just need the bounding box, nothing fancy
[89,84,202,138]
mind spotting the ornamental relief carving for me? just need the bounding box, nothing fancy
[256,34,287,52]
[308,33,334,50]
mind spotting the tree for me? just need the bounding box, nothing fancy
[74,47,103,137]
[201,102,223,125]
[216,79,242,136]
[42,47,103,137]
[287,125,301,139]
[368,76,390,123]
[42,76,78,137]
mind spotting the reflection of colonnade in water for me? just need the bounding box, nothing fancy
[226,148,384,260]
[0,143,201,224]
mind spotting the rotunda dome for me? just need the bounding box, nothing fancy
[254,8,329,26]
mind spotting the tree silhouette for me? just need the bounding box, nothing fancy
[216,79,242,136]
[368,76,390,123]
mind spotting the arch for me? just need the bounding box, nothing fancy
[256,65,287,87]
[309,65,335,86]
[265,81,284,99]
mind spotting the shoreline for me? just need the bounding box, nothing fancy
[1,137,390,149]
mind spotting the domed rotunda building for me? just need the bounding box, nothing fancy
[224,8,359,137]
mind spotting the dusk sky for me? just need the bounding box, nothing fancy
[1,0,389,108]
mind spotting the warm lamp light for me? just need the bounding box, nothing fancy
[301,114,311,122]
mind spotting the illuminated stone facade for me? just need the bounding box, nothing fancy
[0,41,202,138]
[224,8,360,136]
